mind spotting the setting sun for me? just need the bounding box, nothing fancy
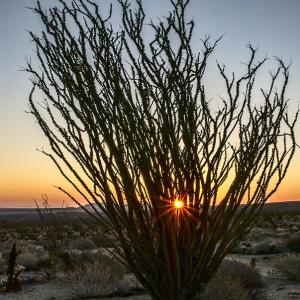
[174,198,184,209]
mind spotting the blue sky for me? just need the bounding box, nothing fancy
[0,0,300,207]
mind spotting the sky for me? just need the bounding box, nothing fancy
[0,0,300,208]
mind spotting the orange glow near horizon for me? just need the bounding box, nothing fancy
[1,154,300,208]
[1,175,300,208]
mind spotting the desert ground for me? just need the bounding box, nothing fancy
[0,202,300,299]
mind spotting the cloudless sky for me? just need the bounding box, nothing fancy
[0,0,300,207]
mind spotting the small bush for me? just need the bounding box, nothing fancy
[196,259,263,300]
[220,259,264,289]
[72,251,125,276]
[247,228,275,242]
[58,254,125,299]
[252,240,286,254]
[276,230,291,239]
[287,232,300,252]
[231,242,252,254]
[16,244,49,271]
[273,254,300,282]
[199,269,251,300]
[68,237,96,250]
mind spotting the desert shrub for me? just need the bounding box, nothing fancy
[94,233,118,248]
[294,215,300,222]
[17,252,40,271]
[33,256,54,271]
[252,240,286,255]
[286,232,300,252]
[16,243,49,271]
[35,196,70,254]
[273,254,300,282]
[196,259,263,299]
[17,252,48,271]
[71,251,125,276]
[51,249,125,279]
[231,242,252,254]
[41,226,68,252]
[275,227,291,239]
[58,254,125,299]
[48,250,73,273]
[247,228,276,242]
[290,225,299,232]
[60,261,112,298]
[68,237,96,250]
[220,259,263,290]
[196,262,251,300]
[198,269,251,300]
[26,0,297,298]
[231,243,245,254]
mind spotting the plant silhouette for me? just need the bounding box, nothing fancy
[26,0,298,298]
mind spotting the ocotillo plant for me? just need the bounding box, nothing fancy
[26,0,298,298]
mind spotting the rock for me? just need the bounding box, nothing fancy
[116,274,145,295]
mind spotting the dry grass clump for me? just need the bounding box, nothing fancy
[273,254,300,282]
[61,260,113,298]
[219,259,264,290]
[196,259,263,300]
[199,269,251,300]
[58,253,125,299]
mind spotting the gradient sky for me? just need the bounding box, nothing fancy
[0,0,300,207]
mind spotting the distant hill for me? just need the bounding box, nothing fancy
[261,201,300,214]
[0,207,81,225]
[78,201,300,214]
[0,207,78,215]
[0,201,299,224]
[2,201,300,214]
[78,203,101,212]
